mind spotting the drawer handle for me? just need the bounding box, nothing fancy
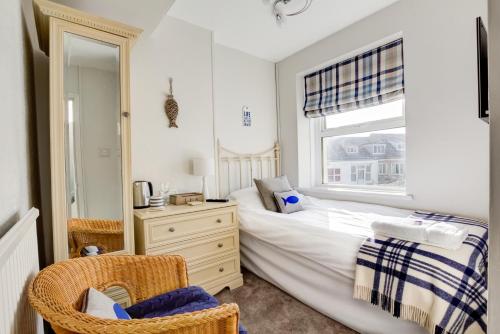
[219,267,224,273]
[169,227,175,232]
[217,243,224,248]
[216,219,222,223]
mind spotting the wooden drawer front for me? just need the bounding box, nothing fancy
[147,233,237,262]
[189,256,238,286]
[146,209,235,247]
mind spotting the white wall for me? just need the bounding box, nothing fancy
[277,0,489,219]
[131,16,215,195]
[131,17,278,197]
[214,45,277,153]
[0,0,39,238]
[488,0,499,330]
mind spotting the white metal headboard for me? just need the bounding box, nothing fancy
[217,140,281,198]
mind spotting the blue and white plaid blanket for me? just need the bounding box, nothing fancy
[354,212,488,334]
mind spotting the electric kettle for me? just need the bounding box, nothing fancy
[133,181,153,209]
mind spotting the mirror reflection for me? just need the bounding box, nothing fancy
[63,32,124,258]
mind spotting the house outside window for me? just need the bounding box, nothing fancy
[320,99,406,191]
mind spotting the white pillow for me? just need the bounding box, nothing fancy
[228,187,266,210]
[81,288,131,320]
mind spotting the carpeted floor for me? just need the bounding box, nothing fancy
[216,268,358,334]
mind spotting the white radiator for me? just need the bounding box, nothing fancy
[0,208,43,334]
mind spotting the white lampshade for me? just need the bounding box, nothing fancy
[192,158,214,177]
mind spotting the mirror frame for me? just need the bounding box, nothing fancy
[50,17,134,262]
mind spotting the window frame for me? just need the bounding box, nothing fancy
[316,99,406,192]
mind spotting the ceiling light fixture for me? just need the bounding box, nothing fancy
[273,0,313,23]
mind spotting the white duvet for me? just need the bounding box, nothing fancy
[230,188,412,280]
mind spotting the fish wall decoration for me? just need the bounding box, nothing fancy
[164,77,179,128]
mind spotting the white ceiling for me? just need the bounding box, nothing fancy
[168,0,401,62]
[52,0,176,35]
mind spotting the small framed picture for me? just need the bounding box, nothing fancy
[242,106,251,127]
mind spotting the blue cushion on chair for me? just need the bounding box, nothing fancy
[125,286,247,334]
[125,286,218,318]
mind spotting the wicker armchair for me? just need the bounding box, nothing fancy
[29,255,240,334]
[67,218,125,258]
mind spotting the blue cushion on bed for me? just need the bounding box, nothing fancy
[125,286,247,334]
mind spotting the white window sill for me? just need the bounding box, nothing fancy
[300,186,414,201]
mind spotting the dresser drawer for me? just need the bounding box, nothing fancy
[144,209,236,248]
[146,232,237,262]
[189,256,238,286]
[134,202,243,295]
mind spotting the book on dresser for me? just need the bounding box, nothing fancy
[134,201,243,295]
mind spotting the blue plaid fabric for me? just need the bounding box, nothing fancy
[354,212,488,334]
[303,38,404,118]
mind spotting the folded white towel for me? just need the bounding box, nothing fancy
[371,218,468,250]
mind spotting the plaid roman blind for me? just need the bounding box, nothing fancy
[303,38,404,118]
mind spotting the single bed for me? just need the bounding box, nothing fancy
[232,188,427,334]
[216,141,427,334]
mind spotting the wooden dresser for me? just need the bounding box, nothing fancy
[134,201,243,295]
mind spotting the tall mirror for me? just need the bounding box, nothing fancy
[63,32,124,258]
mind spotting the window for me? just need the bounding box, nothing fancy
[366,165,372,182]
[378,163,388,175]
[373,144,386,154]
[320,100,406,190]
[391,162,404,175]
[324,99,403,129]
[346,146,358,154]
[327,168,341,183]
[348,164,372,184]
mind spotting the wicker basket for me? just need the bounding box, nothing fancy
[67,218,125,258]
[29,255,240,334]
